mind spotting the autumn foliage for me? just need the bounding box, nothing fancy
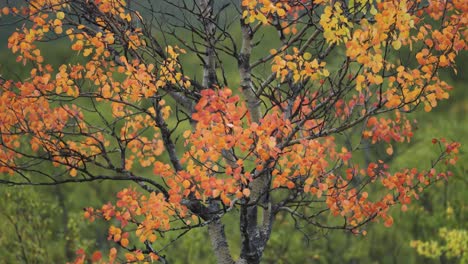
[0,0,466,263]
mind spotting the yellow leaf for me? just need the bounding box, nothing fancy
[375,75,383,84]
[83,48,93,57]
[322,69,330,77]
[256,13,268,24]
[183,130,191,138]
[293,74,301,82]
[56,11,65,20]
[392,39,402,50]
[303,52,312,60]
[136,252,145,261]
[356,74,365,83]
[276,8,286,17]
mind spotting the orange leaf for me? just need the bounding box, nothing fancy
[91,251,102,262]
[384,216,394,227]
[121,238,129,247]
[182,180,191,189]
[386,145,393,155]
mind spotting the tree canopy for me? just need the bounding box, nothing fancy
[0,0,466,263]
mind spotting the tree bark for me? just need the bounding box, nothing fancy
[197,1,235,263]
[208,218,235,264]
[236,9,273,264]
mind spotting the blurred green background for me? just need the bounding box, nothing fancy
[0,6,466,264]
